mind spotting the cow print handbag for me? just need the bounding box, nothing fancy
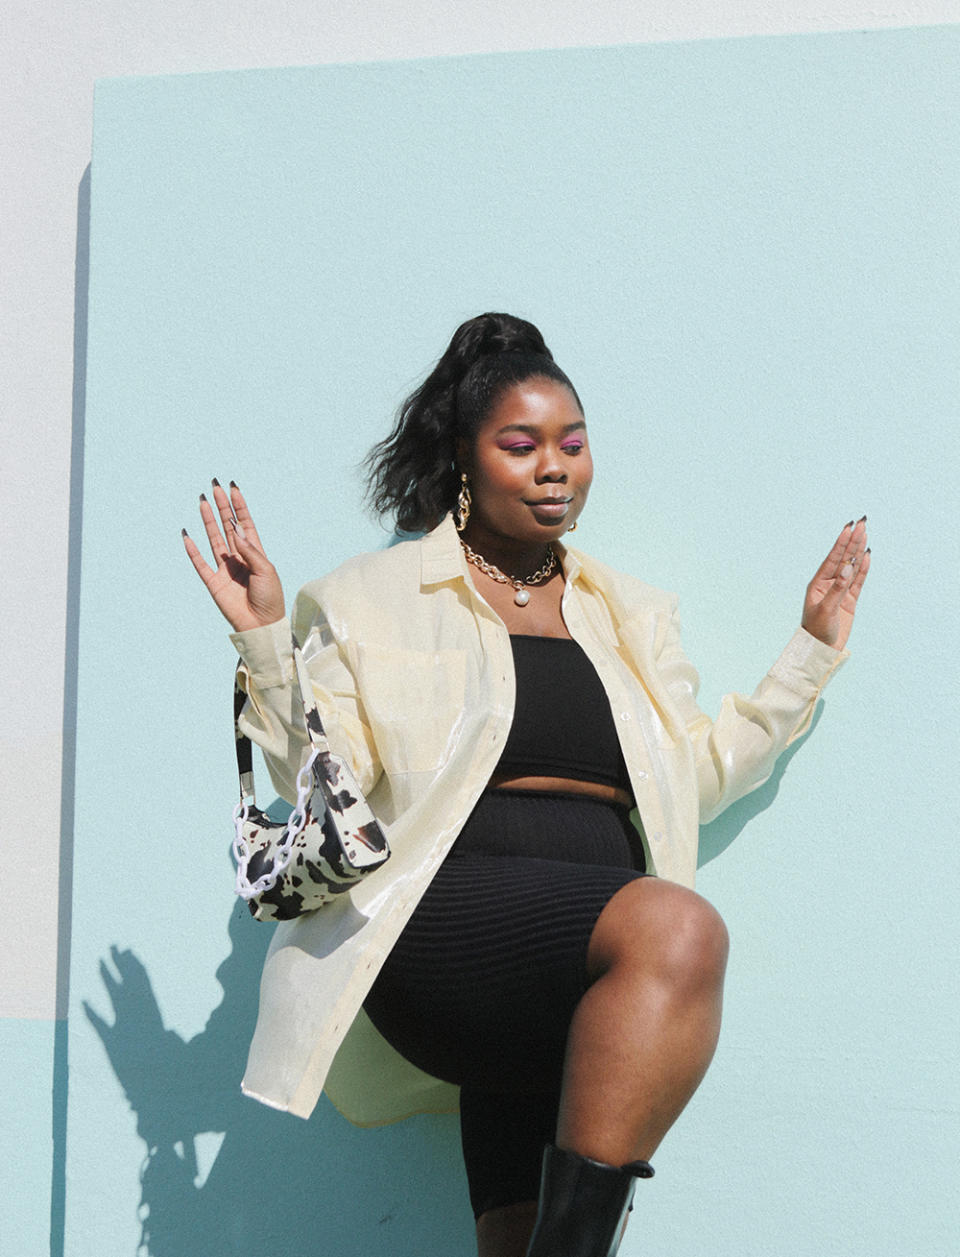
[232,636,390,921]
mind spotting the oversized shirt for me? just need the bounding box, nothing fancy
[230,514,848,1122]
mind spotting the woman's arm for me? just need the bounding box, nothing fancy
[656,520,870,823]
[183,482,381,802]
[230,590,382,803]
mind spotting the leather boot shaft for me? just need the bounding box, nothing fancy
[525,1145,654,1257]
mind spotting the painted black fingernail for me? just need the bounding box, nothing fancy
[866,547,871,554]
[857,514,867,523]
[229,479,239,489]
[212,477,221,488]
[845,520,854,529]
[181,527,188,537]
[199,492,208,502]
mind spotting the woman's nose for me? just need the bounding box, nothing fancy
[536,450,567,482]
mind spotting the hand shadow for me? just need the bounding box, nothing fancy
[84,872,469,1257]
[697,701,823,869]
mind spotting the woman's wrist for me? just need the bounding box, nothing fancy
[800,620,839,651]
[230,610,287,634]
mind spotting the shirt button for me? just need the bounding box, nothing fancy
[620,712,632,721]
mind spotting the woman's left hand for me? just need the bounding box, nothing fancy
[801,517,871,651]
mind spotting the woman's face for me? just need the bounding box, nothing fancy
[461,377,593,547]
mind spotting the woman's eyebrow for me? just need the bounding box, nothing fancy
[496,420,587,435]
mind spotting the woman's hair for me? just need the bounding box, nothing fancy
[365,312,582,533]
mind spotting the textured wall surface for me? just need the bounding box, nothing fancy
[4,6,960,1256]
[61,27,960,1257]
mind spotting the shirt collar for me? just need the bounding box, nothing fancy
[419,514,470,586]
[420,513,583,587]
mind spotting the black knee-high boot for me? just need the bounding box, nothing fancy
[524,1145,654,1257]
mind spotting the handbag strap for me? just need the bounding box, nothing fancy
[234,633,331,802]
[292,640,333,757]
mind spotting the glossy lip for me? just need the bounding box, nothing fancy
[526,497,572,519]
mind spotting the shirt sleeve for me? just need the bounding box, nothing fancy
[229,585,382,805]
[655,607,849,824]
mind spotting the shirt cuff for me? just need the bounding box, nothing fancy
[229,617,294,688]
[767,626,849,698]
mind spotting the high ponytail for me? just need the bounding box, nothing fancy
[365,313,582,533]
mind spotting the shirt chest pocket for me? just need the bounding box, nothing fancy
[353,644,469,775]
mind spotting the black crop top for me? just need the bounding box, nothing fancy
[494,635,633,796]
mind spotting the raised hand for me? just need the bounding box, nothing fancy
[801,517,871,651]
[182,480,285,632]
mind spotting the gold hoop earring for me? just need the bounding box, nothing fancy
[455,473,471,532]
[567,520,578,532]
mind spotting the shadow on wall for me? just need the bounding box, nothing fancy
[84,895,469,1257]
[51,165,92,1257]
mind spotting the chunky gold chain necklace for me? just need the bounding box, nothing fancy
[459,540,558,606]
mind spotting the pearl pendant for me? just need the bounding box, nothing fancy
[514,588,531,607]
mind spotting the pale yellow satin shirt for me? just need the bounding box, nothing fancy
[229,514,848,1122]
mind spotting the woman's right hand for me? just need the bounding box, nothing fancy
[182,480,286,632]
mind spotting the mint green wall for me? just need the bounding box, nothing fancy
[70,27,959,1255]
[0,1019,57,1256]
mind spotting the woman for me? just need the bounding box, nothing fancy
[184,313,869,1257]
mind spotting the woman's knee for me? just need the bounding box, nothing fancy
[663,890,729,993]
[587,878,729,992]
